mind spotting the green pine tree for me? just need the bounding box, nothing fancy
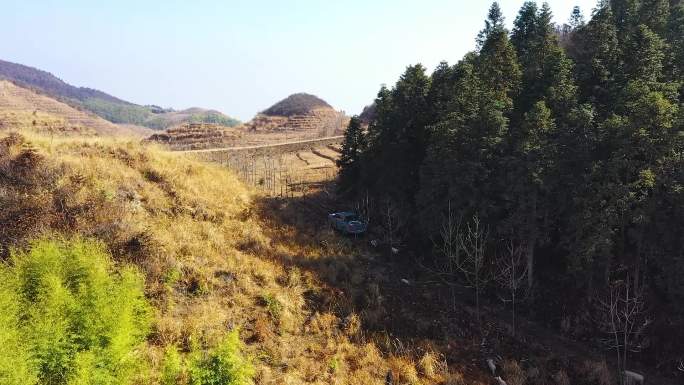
[569,3,620,115]
[569,5,586,29]
[337,116,367,195]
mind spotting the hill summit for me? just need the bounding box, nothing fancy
[242,93,347,137]
[261,93,333,117]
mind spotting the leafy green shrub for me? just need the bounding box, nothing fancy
[259,294,283,321]
[143,111,240,130]
[161,346,184,385]
[0,274,36,385]
[188,330,254,385]
[0,238,152,385]
[187,112,241,127]
[81,98,152,126]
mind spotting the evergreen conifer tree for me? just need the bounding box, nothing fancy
[337,116,366,195]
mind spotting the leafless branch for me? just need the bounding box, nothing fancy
[453,214,492,331]
[494,238,528,335]
[596,273,649,384]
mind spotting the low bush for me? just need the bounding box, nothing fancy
[188,330,255,385]
[0,238,152,385]
[161,345,184,385]
[259,294,283,321]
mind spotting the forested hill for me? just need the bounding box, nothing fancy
[0,59,240,129]
[338,0,683,375]
[0,59,131,105]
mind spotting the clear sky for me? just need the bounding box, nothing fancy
[1,0,598,121]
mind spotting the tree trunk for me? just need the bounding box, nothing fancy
[526,193,538,290]
[512,285,516,336]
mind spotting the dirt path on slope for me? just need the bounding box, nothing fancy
[177,135,343,153]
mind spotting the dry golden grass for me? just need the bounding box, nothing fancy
[387,356,420,385]
[0,109,97,135]
[502,360,527,385]
[0,131,444,385]
[417,351,447,381]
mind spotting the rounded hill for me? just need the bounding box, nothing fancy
[261,93,333,117]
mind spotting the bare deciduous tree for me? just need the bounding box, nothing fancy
[356,190,371,227]
[495,239,527,336]
[382,199,402,253]
[455,214,492,331]
[438,201,460,268]
[596,273,650,385]
[434,201,461,311]
[433,201,461,310]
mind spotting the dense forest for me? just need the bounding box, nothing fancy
[339,0,683,371]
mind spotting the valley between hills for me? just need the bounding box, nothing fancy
[0,59,637,385]
[2,0,684,381]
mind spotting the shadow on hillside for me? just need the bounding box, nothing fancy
[254,185,502,369]
[254,185,681,385]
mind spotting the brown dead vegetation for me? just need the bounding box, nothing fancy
[145,122,243,150]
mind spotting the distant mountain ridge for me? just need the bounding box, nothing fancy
[0,59,240,130]
[0,59,131,105]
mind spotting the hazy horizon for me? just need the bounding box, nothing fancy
[2,0,597,121]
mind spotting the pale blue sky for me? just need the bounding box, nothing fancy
[2,0,597,120]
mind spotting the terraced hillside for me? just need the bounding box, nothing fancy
[261,93,332,116]
[147,93,349,150]
[0,80,149,136]
[145,122,243,150]
[246,108,348,136]
[192,140,342,197]
[244,93,349,138]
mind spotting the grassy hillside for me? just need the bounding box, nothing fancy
[0,80,149,136]
[0,59,240,130]
[0,131,458,385]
